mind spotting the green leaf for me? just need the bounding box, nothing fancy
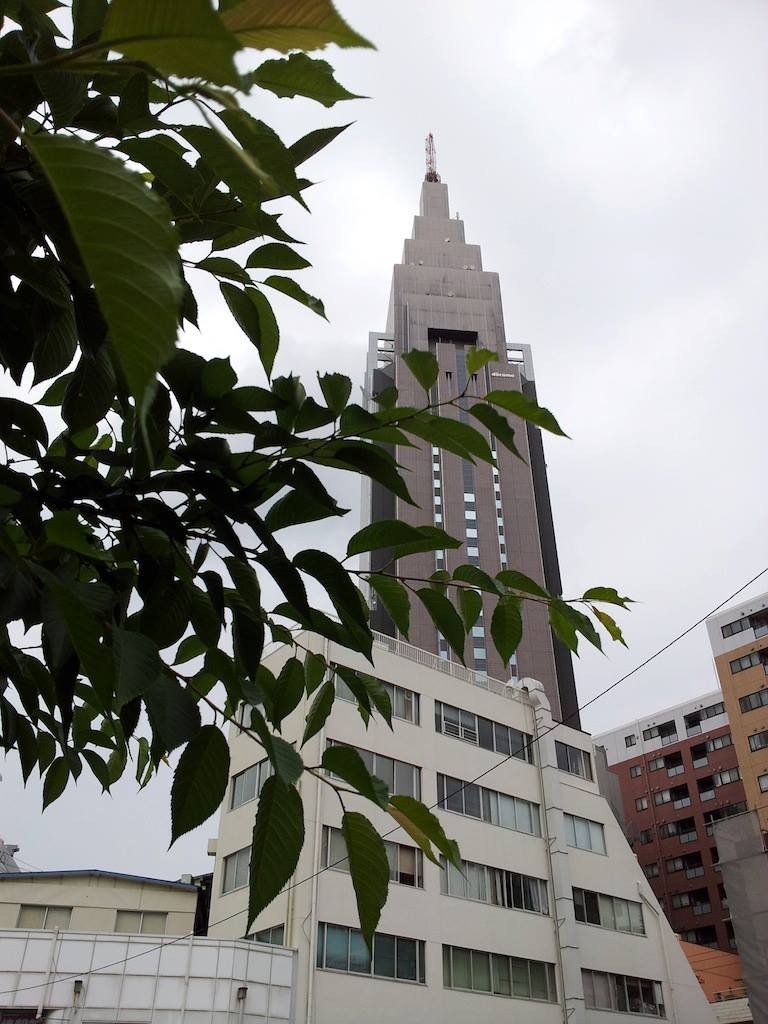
[221,284,279,380]
[304,652,327,695]
[368,575,410,637]
[458,588,482,630]
[119,136,203,204]
[469,403,524,461]
[490,594,522,665]
[61,350,116,432]
[484,389,567,436]
[402,349,438,391]
[218,110,302,201]
[44,511,108,561]
[453,565,500,594]
[332,667,391,728]
[247,243,311,271]
[496,570,549,599]
[247,776,304,929]
[273,657,305,727]
[347,520,460,559]
[42,757,69,809]
[174,636,207,665]
[102,0,240,86]
[388,794,460,868]
[263,275,327,319]
[322,744,388,808]
[81,749,111,792]
[196,257,251,285]
[170,725,230,843]
[26,132,182,415]
[416,588,465,663]
[293,549,368,634]
[221,0,374,51]
[289,123,351,166]
[181,125,268,203]
[249,52,362,106]
[466,347,498,375]
[318,372,351,415]
[0,398,48,458]
[582,587,633,608]
[591,607,627,647]
[342,811,389,948]
[143,674,201,752]
[554,600,603,653]
[405,414,494,464]
[246,708,304,784]
[301,679,335,745]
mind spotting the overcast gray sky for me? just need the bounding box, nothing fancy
[4,0,768,880]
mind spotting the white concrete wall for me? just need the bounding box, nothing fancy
[0,929,295,1024]
[208,632,715,1024]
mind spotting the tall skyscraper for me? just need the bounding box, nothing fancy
[364,153,578,724]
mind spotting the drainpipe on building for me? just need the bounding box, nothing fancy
[305,636,329,1024]
[528,683,571,1024]
[36,928,60,1020]
[637,886,679,1024]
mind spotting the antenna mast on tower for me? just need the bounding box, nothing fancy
[424,133,440,182]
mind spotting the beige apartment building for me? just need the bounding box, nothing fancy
[0,868,198,935]
[706,595,768,830]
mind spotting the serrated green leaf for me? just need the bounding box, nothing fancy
[247,776,304,929]
[466,347,498,375]
[406,414,494,464]
[458,588,482,630]
[143,674,201,753]
[171,725,230,843]
[263,275,326,319]
[221,0,374,52]
[490,594,522,665]
[484,389,567,437]
[42,757,69,809]
[103,0,239,86]
[342,811,389,948]
[347,520,460,559]
[318,372,351,415]
[272,657,305,727]
[369,574,410,637]
[469,402,524,461]
[247,243,312,271]
[249,51,362,106]
[25,132,182,417]
[416,588,465,663]
[591,606,627,646]
[453,564,501,594]
[113,627,161,708]
[301,679,334,745]
[221,284,279,380]
[402,349,438,391]
[304,652,326,694]
[582,587,633,608]
[388,794,460,868]
[322,744,389,807]
[496,569,549,599]
[196,257,251,284]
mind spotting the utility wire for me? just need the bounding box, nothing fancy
[3,563,767,998]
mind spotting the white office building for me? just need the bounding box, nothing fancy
[208,630,714,1023]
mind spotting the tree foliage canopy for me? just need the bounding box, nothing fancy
[0,0,630,944]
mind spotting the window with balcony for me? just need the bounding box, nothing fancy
[654,784,690,809]
[697,776,716,802]
[648,757,665,772]
[642,721,678,745]
[714,767,741,787]
[679,926,718,949]
[671,888,711,916]
[691,742,708,769]
[434,701,534,763]
[555,740,594,781]
[666,853,704,878]
[703,802,747,835]
[665,753,684,777]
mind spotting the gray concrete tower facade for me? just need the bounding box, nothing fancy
[365,174,579,725]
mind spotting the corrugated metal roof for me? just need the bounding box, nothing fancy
[0,868,197,890]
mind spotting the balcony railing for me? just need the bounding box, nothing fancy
[371,630,528,705]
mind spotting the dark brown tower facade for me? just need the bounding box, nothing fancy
[364,178,578,725]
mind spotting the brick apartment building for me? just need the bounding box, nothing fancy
[595,692,746,952]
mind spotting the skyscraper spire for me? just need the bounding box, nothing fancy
[424,132,440,182]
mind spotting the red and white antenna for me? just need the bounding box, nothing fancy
[424,133,440,182]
